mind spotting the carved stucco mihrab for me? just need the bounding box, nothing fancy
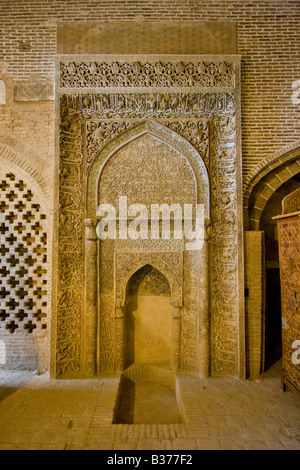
[86,120,210,216]
[54,55,244,379]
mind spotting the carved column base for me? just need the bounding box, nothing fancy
[115,305,125,372]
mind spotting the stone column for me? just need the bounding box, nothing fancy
[171,301,182,373]
[114,302,125,372]
[84,218,98,375]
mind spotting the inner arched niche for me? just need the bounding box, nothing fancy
[125,264,172,369]
[84,120,210,377]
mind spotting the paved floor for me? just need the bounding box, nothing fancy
[0,360,299,450]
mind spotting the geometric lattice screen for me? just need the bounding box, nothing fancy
[0,171,48,336]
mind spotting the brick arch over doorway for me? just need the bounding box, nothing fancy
[244,145,300,379]
[244,144,300,230]
[0,140,53,204]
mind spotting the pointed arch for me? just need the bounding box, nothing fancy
[115,254,183,309]
[123,262,177,307]
[244,144,300,379]
[124,264,172,368]
[86,120,210,219]
[244,141,300,196]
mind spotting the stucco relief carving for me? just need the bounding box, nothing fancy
[67,92,235,118]
[56,99,84,376]
[86,118,209,167]
[115,252,183,309]
[61,60,235,89]
[99,133,197,208]
[164,120,209,166]
[114,252,183,373]
[93,123,208,374]
[127,265,171,297]
[55,55,242,378]
[86,121,131,164]
[86,120,210,217]
[210,114,239,375]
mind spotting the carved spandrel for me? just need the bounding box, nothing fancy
[86,118,210,167]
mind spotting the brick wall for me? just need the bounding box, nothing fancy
[0,0,299,180]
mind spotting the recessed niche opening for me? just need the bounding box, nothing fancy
[125,264,172,369]
[113,365,183,425]
[113,265,183,425]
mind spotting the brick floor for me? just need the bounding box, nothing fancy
[0,361,299,450]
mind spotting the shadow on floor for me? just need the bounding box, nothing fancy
[113,375,182,425]
[0,370,35,403]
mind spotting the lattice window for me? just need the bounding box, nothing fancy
[0,172,48,334]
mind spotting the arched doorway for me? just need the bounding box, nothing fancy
[125,264,172,369]
[244,147,300,378]
[260,174,300,370]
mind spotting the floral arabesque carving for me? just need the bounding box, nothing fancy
[61,61,235,89]
[86,121,131,164]
[86,119,209,167]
